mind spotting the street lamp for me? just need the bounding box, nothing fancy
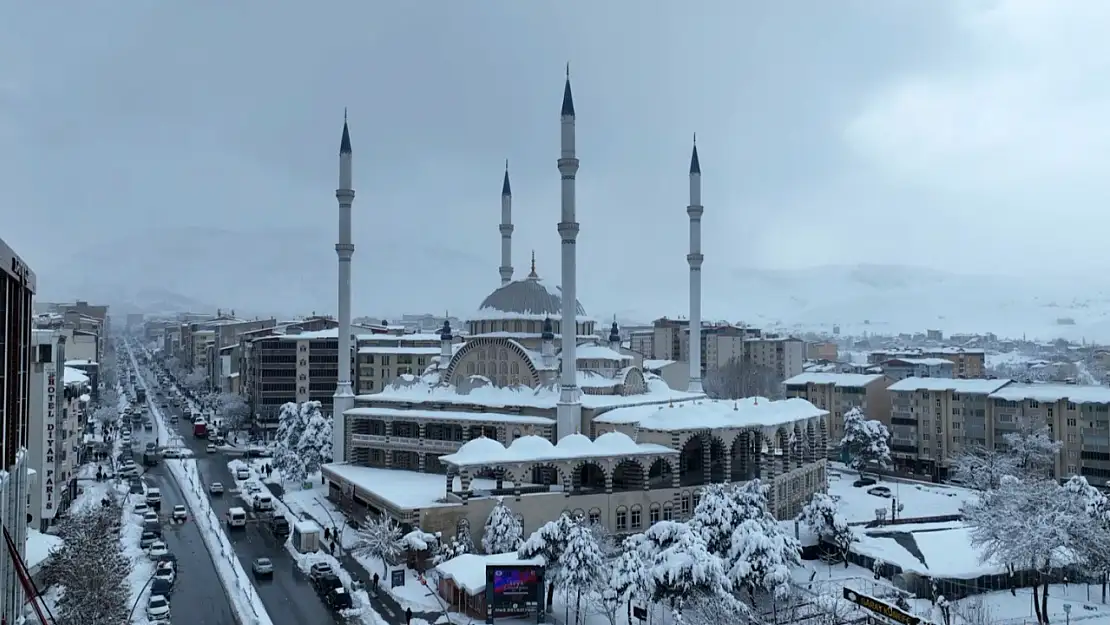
[1064,603,1072,625]
[125,571,157,623]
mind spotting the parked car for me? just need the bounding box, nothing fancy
[139,531,158,549]
[252,557,274,577]
[308,562,334,581]
[133,501,149,515]
[146,595,171,620]
[143,510,159,524]
[153,564,176,585]
[867,486,893,498]
[209,482,224,495]
[171,505,187,522]
[236,467,250,480]
[150,577,173,599]
[270,516,290,537]
[325,587,353,610]
[313,572,344,596]
[206,444,216,454]
[853,477,878,488]
[143,521,162,537]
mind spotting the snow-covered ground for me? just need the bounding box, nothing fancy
[225,458,387,625]
[827,466,975,523]
[127,345,274,625]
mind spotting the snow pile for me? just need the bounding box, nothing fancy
[120,492,155,624]
[290,545,386,625]
[127,346,274,625]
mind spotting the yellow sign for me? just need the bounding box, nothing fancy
[841,588,921,625]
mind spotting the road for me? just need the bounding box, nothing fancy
[138,369,344,625]
[129,412,237,624]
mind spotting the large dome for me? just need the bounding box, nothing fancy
[478,274,586,318]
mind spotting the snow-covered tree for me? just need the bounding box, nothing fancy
[947,445,1016,491]
[352,512,403,576]
[1062,475,1110,600]
[41,500,129,625]
[271,445,306,485]
[557,520,606,625]
[297,403,333,474]
[274,401,308,451]
[839,407,891,476]
[482,498,523,554]
[727,518,802,601]
[606,536,652,625]
[636,520,734,618]
[400,529,440,554]
[689,481,767,557]
[963,475,1102,624]
[798,492,856,566]
[216,392,250,433]
[1001,416,1062,480]
[519,512,578,610]
[182,366,208,392]
[91,403,118,429]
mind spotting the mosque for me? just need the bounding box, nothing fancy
[321,73,830,541]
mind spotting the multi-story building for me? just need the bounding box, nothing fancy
[886,377,1012,478]
[651,319,804,382]
[0,237,35,624]
[880,357,955,381]
[242,328,341,431]
[783,372,893,450]
[869,347,986,378]
[355,332,459,394]
[806,342,838,361]
[628,329,653,357]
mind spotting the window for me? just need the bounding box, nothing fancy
[616,507,628,531]
[662,503,673,521]
[680,493,691,515]
[630,505,642,529]
[1067,418,1077,427]
[589,508,601,525]
[649,503,660,525]
[512,428,521,439]
[692,491,701,509]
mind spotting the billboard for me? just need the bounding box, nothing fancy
[485,565,543,618]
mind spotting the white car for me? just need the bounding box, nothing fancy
[143,510,159,524]
[147,541,169,558]
[133,501,149,514]
[146,595,171,619]
[153,565,175,585]
[171,505,187,522]
[236,467,250,480]
[206,444,216,454]
[245,482,262,494]
[209,482,224,495]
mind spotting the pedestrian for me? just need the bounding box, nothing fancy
[405,607,412,625]
[372,572,379,591]
[324,527,331,541]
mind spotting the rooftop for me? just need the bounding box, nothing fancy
[594,396,827,431]
[321,464,511,509]
[345,405,554,426]
[439,431,675,468]
[475,272,586,321]
[64,366,89,387]
[357,346,442,355]
[887,377,1012,394]
[989,383,1110,404]
[783,372,886,388]
[642,359,676,370]
[436,553,545,595]
[883,357,953,367]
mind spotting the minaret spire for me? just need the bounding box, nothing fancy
[333,112,357,461]
[499,160,514,285]
[687,135,704,393]
[557,66,582,440]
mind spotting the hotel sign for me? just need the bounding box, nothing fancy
[43,373,57,516]
[842,588,922,625]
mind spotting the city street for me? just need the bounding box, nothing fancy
[131,416,237,624]
[139,370,343,625]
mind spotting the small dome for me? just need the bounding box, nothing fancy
[477,274,586,319]
[454,436,507,461]
[555,433,595,455]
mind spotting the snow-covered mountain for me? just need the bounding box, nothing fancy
[34,227,1110,342]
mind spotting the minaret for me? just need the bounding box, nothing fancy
[556,66,582,440]
[687,136,704,393]
[500,162,514,285]
[332,112,356,462]
[439,318,453,363]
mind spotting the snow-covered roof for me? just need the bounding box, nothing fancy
[989,383,1110,404]
[475,273,588,321]
[63,366,89,386]
[576,344,631,361]
[25,529,62,573]
[357,346,442,355]
[322,464,518,509]
[79,393,90,403]
[364,375,703,411]
[440,432,676,468]
[435,553,545,595]
[361,332,443,343]
[882,357,952,367]
[887,377,1012,394]
[642,359,676,370]
[345,405,554,426]
[293,519,322,534]
[64,359,96,366]
[255,329,340,341]
[783,373,885,388]
[594,397,827,431]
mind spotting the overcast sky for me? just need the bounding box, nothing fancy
[2,1,1107,317]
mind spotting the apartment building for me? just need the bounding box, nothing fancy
[0,237,35,624]
[355,333,455,394]
[242,328,342,431]
[880,357,955,381]
[869,347,986,378]
[629,330,653,357]
[806,342,838,361]
[886,377,1012,478]
[783,372,893,449]
[652,318,805,381]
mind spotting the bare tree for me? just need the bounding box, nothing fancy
[703,358,784,400]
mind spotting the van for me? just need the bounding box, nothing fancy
[226,507,247,528]
[254,495,274,513]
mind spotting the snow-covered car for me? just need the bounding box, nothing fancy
[133,501,149,515]
[209,482,224,495]
[236,467,250,480]
[153,565,175,585]
[206,444,216,454]
[171,505,187,522]
[245,481,262,494]
[143,510,159,524]
[867,486,893,498]
[139,531,158,549]
[308,561,334,580]
[162,448,183,458]
[146,595,171,619]
[148,540,169,558]
[252,557,274,576]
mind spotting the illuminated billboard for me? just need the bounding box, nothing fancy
[485,565,543,618]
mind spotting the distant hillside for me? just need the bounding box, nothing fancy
[33,228,1110,342]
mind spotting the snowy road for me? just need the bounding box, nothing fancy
[133,423,237,624]
[156,396,345,625]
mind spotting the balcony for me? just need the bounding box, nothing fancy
[349,434,463,453]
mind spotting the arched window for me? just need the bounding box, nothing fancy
[662,502,674,521]
[573,508,585,521]
[477,362,486,376]
[510,362,519,374]
[512,428,522,439]
[615,505,628,531]
[466,362,475,375]
[692,490,702,510]
[681,492,691,516]
[500,349,508,360]
[630,504,643,529]
[500,362,508,374]
[589,508,601,525]
[649,502,661,525]
[513,320,522,332]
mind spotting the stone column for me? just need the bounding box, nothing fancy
[514,465,523,501]
[605,468,614,494]
[701,433,712,485]
[495,467,504,491]
[446,472,454,499]
[762,438,778,514]
[819,419,830,460]
[460,471,472,505]
[794,427,804,470]
[779,432,790,475]
[418,452,426,472]
[722,444,732,484]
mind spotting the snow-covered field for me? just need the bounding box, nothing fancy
[127,345,274,625]
[827,466,974,523]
